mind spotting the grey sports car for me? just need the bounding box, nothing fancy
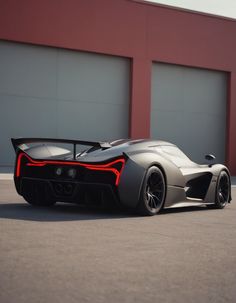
[12,138,231,216]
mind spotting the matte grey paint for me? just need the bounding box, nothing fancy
[151,62,227,164]
[0,40,130,165]
[12,138,231,210]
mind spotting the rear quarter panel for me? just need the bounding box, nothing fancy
[118,150,186,208]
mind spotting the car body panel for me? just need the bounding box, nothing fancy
[11,137,232,210]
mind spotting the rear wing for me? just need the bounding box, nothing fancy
[11,137,111,160]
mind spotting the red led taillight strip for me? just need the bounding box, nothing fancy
[16,152,46,177]
[16,152,125,186]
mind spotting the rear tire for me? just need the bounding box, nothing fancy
[214,171,230,209]
[137,166,166,216]
[23,183,56,207]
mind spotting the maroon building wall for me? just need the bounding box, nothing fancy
[0,0,236,173]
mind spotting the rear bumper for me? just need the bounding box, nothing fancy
[16,177,119,206]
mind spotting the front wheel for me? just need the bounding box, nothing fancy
[214,171,230,209]
[137,166,166,216]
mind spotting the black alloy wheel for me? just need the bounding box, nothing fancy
[138,166,166,216]
[215,171,230,209]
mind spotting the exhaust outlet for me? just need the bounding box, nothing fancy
[64,184,73,195]
[55,183,63,194]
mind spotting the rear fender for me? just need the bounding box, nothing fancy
[118,151,185,208]
[127,151,185,187]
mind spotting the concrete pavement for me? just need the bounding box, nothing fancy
[0,181,236,303]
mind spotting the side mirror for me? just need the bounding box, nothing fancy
[205,154,216,167]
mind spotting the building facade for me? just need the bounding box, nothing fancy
[0,0,236,173]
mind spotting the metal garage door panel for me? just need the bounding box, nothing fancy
[57,101,128,141]
[57,49,128,105]
[0,42,57,98]
[0,41,129,166]
[151,63,227,163]
[0,95,58,165]
[56,49,129,140]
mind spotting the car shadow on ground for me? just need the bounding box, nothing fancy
[0,201,212,222]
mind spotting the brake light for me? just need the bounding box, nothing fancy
[16,152,125,186]
[16,152,46,177]
[85,159,125,186]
